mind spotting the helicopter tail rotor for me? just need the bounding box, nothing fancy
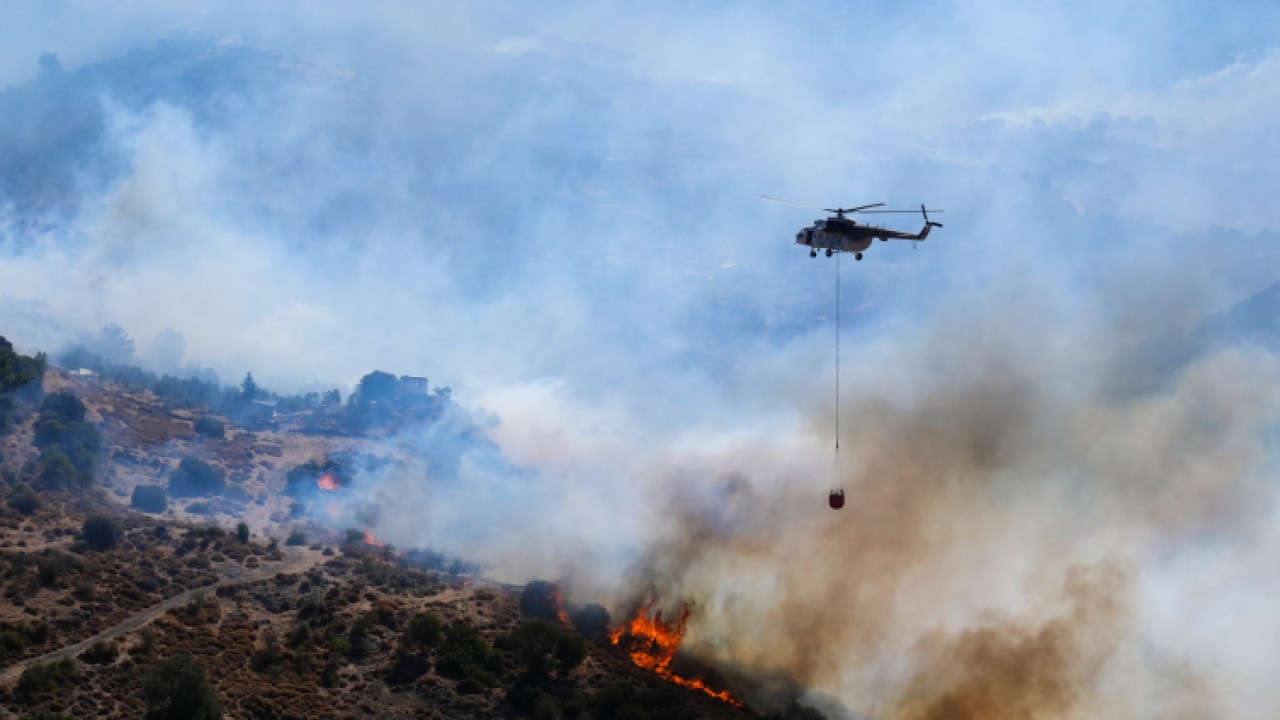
[922,204,943,228]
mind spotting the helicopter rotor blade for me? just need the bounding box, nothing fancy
[760,195,822,210]
[859,208,946,214]
[825,203,886,214]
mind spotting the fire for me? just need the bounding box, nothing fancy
[362,529,385,547]
[316,472,340,491]
[549,585,570,624]
[610,601,742,707]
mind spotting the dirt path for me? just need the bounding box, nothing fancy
[0,546,323,688]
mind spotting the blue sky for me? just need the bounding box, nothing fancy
[3,2,1280,717]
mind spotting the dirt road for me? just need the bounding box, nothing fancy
[0,546,323,688]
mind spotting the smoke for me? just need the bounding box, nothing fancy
[3,2,1280,717]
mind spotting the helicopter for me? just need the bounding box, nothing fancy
[763,197,944,261]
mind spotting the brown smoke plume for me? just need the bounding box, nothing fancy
[609,290,1280,717]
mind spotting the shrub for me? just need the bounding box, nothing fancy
[37,448,81,490]
[520,580,564,621]
[15,657,78,704]
[32,391,99,488]
[516,620,559,680]
[37,550,84,586]
[0,628,28,660]
[250,629,283,673]
[193,417,225,439]
[80,640,119,665]
[142,654,223,720]
[81,515,122,551]
[168,457,225,498]
[571,603,611,640]
[7,483,41,515]
[285,531,307,546]
[235,522,250,544]
[131,484,168,513]
[404,613,443,651]
[554,633,588,675]
[436,621,493,678]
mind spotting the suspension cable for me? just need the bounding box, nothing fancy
[833,252,840,491]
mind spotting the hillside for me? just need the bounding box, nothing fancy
[0,366,773,720]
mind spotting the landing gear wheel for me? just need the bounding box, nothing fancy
[855,252,863,261]
[825,248,833,257]
[809,249,817,258]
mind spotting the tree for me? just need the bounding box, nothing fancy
[142,654,223,720]
[404,613,443,651]
[8,483,41,516]
[572,603,612,640]
[240,372,258,400]
[520,580,564,621]
[554,633,588,675]
[96,323,135,364]
[168,457,226,498]
[352,371,398,405]
[33,391,99,488]
[131,484,168,513]
[82,515,122,551]
[236,522,250,544]
[515,620,559,681]
[193,417,225,439]
[14,658,78,704]
[38,448,81,490]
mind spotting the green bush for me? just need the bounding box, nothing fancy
[131,484,168,513]
[285,531,307,546]
[404,613,443,651]
[250,629,283,673]
[14,657,79,704]
[38,448,82,490]
[82,514,122,551]
[0,628,28,660]
[435,621,492,678]
[32,390,99,488]
[37,549,85,586]
[80,640,119,665]
[571,603,611,640]
[193,417,226,439]
[142,654,223,720]
[554,633,588,675]
[168,457,225,498]
[7,483,41,516]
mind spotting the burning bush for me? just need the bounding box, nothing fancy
[520,580,568,622]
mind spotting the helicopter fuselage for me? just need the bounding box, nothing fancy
[796,218,877,255]
[795,212,938,259]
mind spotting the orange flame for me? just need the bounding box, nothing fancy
[316,472,340,491]
[610,601,742,707]
[363,529,385,547]
[549,585,570,624]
